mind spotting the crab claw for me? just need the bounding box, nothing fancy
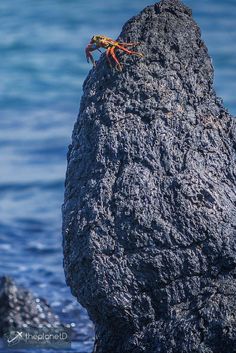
[85,43,98,67]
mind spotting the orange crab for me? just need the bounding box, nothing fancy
[85,35,143,71]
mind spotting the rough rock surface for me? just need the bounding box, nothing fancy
[63,0,236,352]
[0,276,61,336]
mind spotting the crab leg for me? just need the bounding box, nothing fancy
[119,42,141,47]
[110,46,122,71]
[106,47,113,67]
[117,44,143,57]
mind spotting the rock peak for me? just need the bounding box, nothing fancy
[83,0,213,126]
[155,0,192,16]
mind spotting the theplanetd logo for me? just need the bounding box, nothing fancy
[4,331,24,346]
[3,326,71,349]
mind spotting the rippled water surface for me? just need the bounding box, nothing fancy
[0,0,235,352]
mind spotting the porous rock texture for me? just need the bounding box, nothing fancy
[0,276,61,336]
[63,0,236,352]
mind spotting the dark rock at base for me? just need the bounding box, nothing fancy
[63,0,236,352]
[0,276,61,336]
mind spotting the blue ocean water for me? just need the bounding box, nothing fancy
[0,0,235,352]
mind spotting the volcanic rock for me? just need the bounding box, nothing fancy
[0,276,61,336]
[63,0,236,352]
